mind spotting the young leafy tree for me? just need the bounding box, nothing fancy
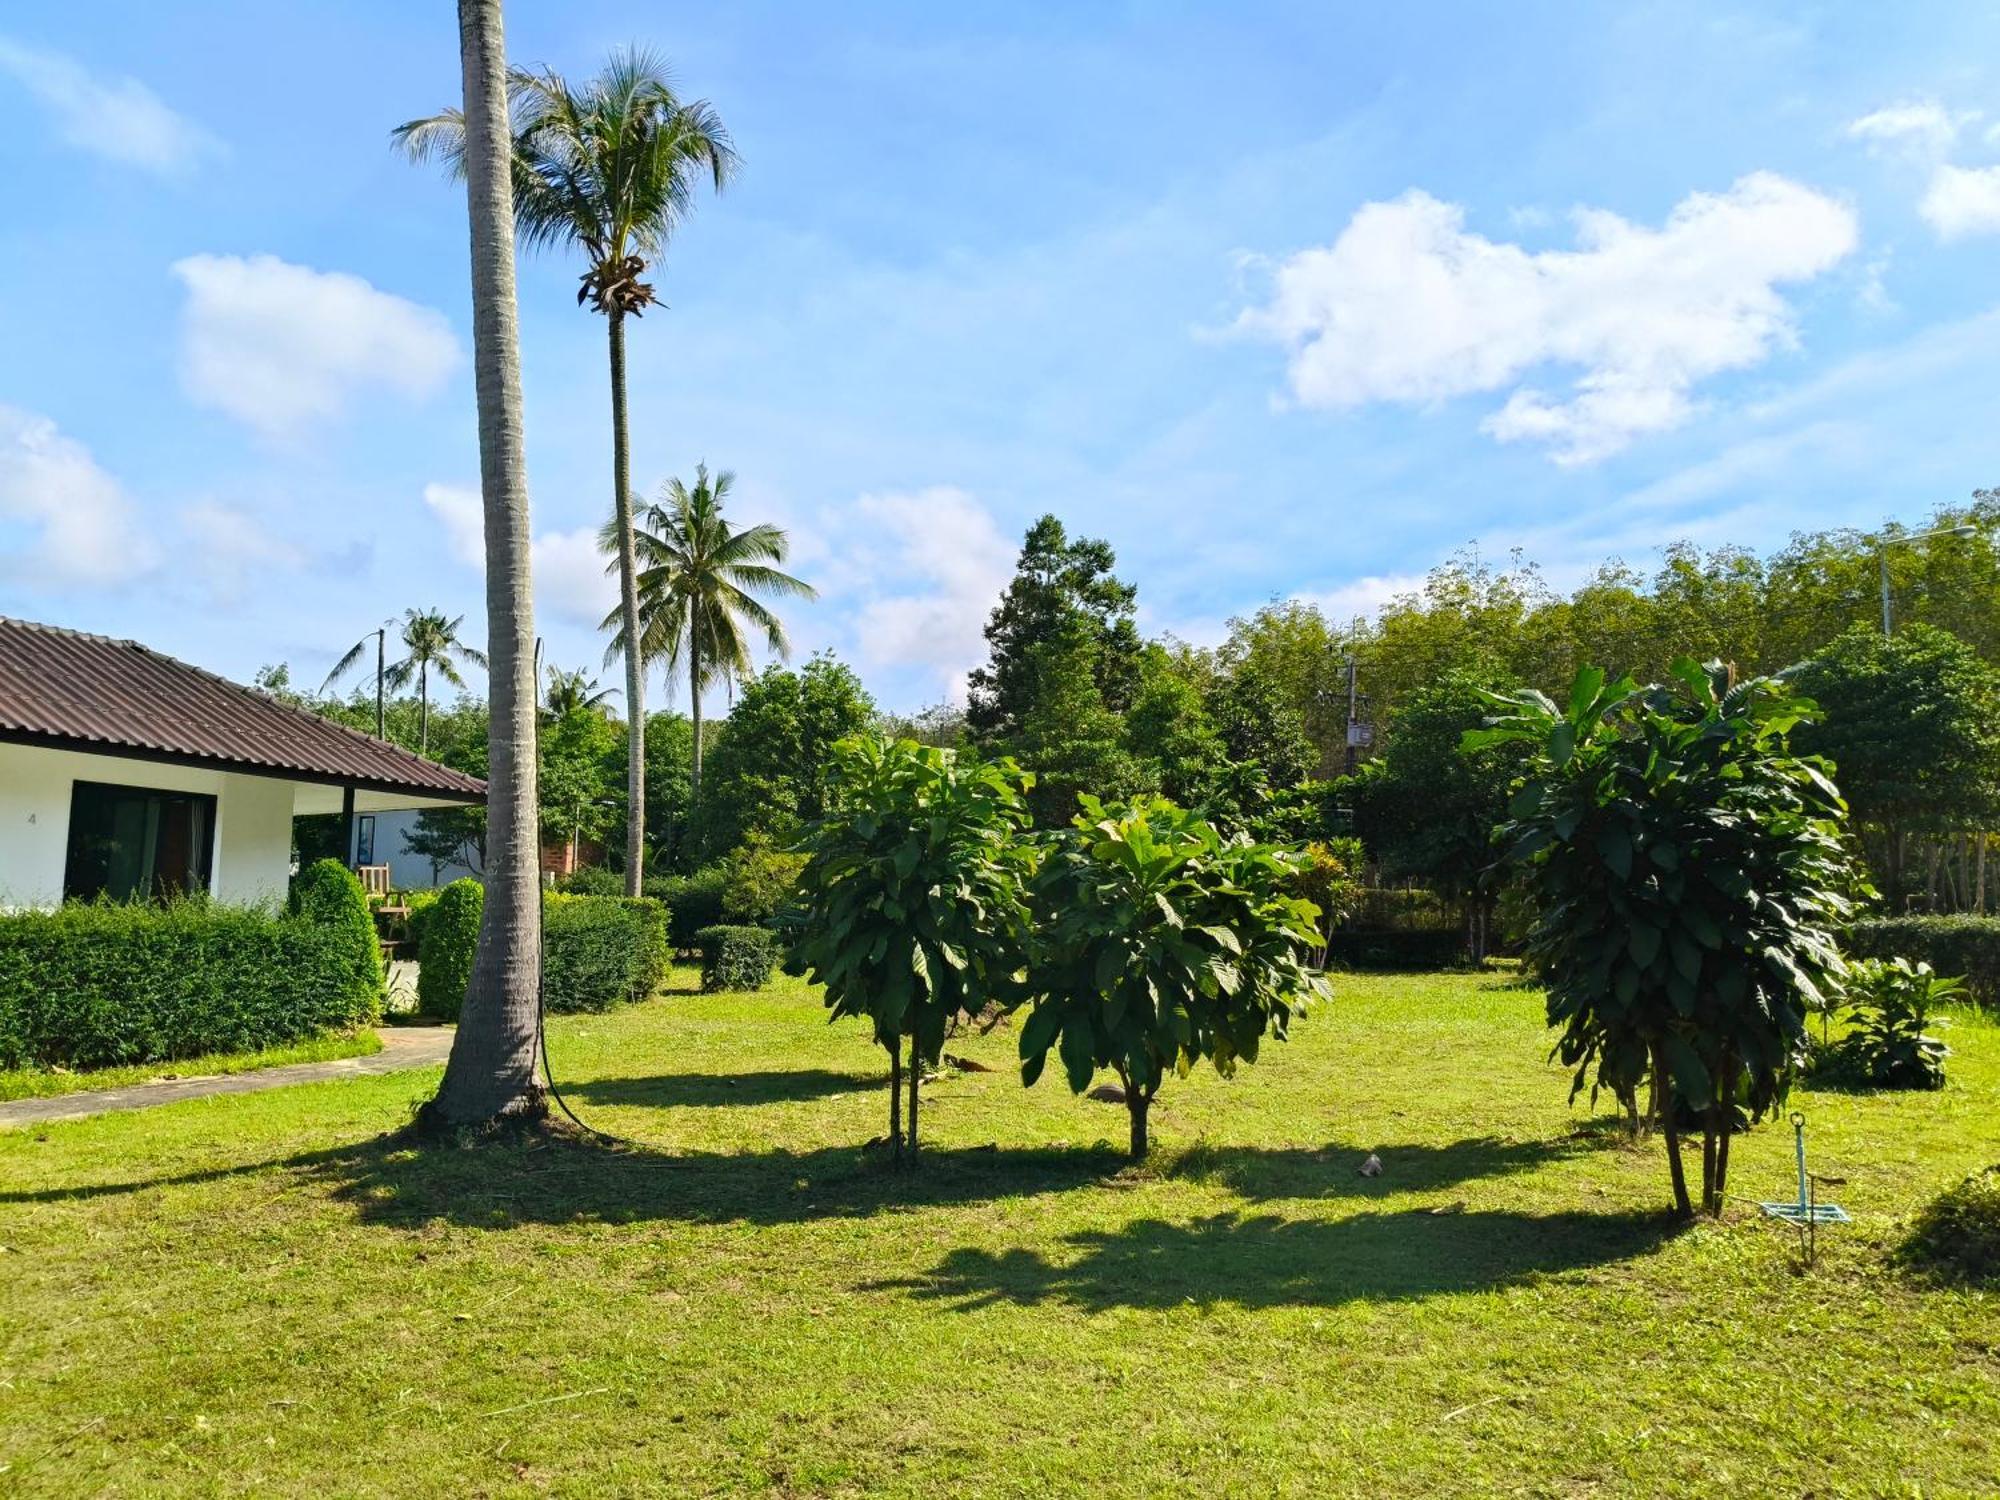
[1470,662,1859,1217]
[1018,796,1330,1158]
[787,738,1037,1157]
[697,653,876,853]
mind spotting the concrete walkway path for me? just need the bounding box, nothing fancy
[0,1026,455,1131]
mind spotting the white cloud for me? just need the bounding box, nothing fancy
[173,255,460,440]
[176,500,307,605]
[0,36,220,174]
[1920,163,2000,240]
[1846,100,1969,157]
[422,483,615,628]
[1235,172,1859,465]
[1300,572,1431,628]
[0,404,156,589]
[811,487,1015,701]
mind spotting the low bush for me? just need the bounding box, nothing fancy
[648,866,728,949]
[1811,956,1956,1090]
[1900,1166,2000,1284]
[288,858,385,1004]
[1847,916,2000,1008]
[695,924,779,993]
[0,900,379,1071]
[719,834,807,925]
[555,865,624,898]
[417,879,484,1021]
[1322,929,1466,970]
[543,895,671,1013]
[402,887,443,950]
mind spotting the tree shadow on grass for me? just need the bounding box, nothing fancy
[870,1206,1678,1311]
[1168,1134,1597,1200]
[0,1130,1126,1230]
[564,1068,878,1109]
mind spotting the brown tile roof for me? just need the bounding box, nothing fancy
[0,617,486,802]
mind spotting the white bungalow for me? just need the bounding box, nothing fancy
[0,617,485,909]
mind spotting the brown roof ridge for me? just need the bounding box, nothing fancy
[0,615,486,801]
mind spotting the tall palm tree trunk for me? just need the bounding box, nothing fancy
[419,661,431,754]
[428,0,544,1128]
[689,616,704,840]
[608,309,647,896]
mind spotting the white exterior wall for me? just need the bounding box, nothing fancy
[0,742,296,909]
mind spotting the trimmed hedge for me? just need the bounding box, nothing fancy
[0,901,380,1071]
[417,879,484,1021]
[544,894,671,1012]
[695,924,779,993]
[289,858,386,1004]
[555,865,624,898]
[1321,929,1467,971]
[1847,916,2000,1008]
[646,867,729,950]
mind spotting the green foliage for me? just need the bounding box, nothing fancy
[718,832,807,924]
[787,737,1038,1150]
[967,513,1143,744]
[1214,600,1347,775]
[1017,796,1331,1157]
[1473,661,1861,1216]
[1900,1166,2000,1284]
[557,866,625,898]
[542,896,671,1013]
[288,858,386,1006]
[1791,623,2000,905]
[647,866,729,949]
[1124,645,1229,808]
[695,924,780,993]
[1348,670,1528,905]
[1818,957,1956,1090]
[0,901,379,1071]
[1208,657,1318,794]
[1847,915,2000,1009]
[538,704,624,847]
[1011,619,1155,826]
[417,878,484,1021]
[698,654,876,854]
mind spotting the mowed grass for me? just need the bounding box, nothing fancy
[0,1029,382,1102]
[1,968,1996,1497]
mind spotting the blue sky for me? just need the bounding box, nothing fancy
[3,3,1999,715]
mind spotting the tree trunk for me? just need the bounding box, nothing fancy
[906,1040,920,1157]
[1979,834,1988,915]
[419,662,430,754]
[1709,1058,1739,1215]
[689,616,704,842]
[886,1034,902,1157]
[608,309,646,897]
[1654,1044,1692,1217]
[427,0,543,1128]
[1128,1091,1151,1159]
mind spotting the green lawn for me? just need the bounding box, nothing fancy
[0,1029,382,1102]
[2,968,1996,1497]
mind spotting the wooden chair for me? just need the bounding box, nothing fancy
[355,864,392,899]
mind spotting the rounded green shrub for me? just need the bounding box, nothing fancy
[1901,1166,2000,1284]
[289,858,385,1007]
[543,894,671,1012]
[417,878,484,1021]
[695,924,779,993]
[556,865,623,898]
[648,866,728,949]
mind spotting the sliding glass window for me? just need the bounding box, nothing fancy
[63,780,216,902]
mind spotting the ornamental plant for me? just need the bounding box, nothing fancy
[1018,796,1330,1158]
[1469,662,1860,1218]
[786,737,1037,1156]
[1827,957,1957,1090]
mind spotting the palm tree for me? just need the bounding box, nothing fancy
[542,665,618,719]
[602,464,815,825]
[319,622,391,737]
[428,0,542,1128]
[386,608,488,755]
[394,50,737,898]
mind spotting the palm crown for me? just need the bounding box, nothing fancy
[387,608,487,754]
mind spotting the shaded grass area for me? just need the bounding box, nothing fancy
[1,968,1997,1496]
[0,1028,381,1102]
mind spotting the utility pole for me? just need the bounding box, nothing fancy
[1343,653,1359,775]
[374,627,386,739]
